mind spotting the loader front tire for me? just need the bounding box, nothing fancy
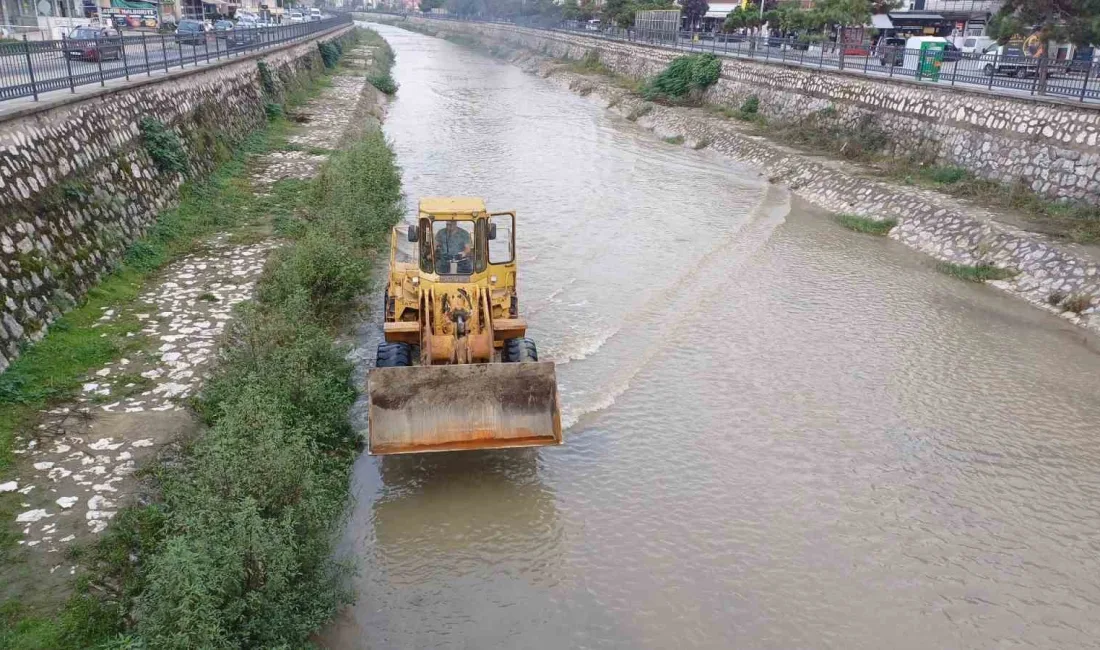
[503,337,538,363]
[376,342,412,368]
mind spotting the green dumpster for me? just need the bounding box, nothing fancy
[917,41,946,81]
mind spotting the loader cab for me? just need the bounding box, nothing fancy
[407,198,515,282]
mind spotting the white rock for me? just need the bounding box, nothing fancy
[33,461,55,470]
[88,438,123,451]
[56,496,78,509]
[131,439,155,448]
[16,509,51,523]
[0,481,17,493]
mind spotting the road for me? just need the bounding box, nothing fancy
[321,22,1100,650]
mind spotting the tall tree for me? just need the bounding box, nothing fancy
[989,0,1100,46]
[680,0,709,28]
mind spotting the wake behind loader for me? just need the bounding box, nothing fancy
[367,198,562,455]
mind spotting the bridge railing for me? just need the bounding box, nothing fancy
[362,11,1100,104]
[0,14,351,103]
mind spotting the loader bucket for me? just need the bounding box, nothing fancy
[367,361,562,455]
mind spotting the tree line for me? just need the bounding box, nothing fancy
[414,0,1100,47]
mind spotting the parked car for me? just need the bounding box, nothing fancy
[64,26,123,61]
[288,11,304,23]
[175,19,206,45]
[226,24,261,49]
[213,19,234,37]
[585,19,600,32]
[110,15,128,29]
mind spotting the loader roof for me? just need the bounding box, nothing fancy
[418,197,487,216]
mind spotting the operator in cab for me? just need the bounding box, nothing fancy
[434,220,473,274]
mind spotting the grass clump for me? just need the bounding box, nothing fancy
[663,135,685,145]
[835,214,896,235]
[1048,291,1094,313]
[565,49,613,76]
[936,262,1016,282]
[642,53,721,103]
[768,110,888,161]
[138,117,188,175]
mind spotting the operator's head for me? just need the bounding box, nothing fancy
[446,220,457,231]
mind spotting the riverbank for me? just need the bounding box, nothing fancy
[0,28,401,648]
[370,16,1100,336]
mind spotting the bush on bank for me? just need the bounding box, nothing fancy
[643,53,721,103]
[131,57,403,650]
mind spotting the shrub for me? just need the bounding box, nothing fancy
[139,117,188,175]
[260,227,369,320]
[642,53,722,103]
[924,165,968,184]
[367,71,398,95]
[263,101,283,120]
[739,94,759,115]
[318,41,341,69]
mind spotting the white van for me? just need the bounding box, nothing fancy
[960,35,994,57]
[310,7,321,21]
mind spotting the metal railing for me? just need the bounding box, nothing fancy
[364,11,1100,104]
[0,14,351,103]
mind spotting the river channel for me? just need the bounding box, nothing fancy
[321,22,1100,649]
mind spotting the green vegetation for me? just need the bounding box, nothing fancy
[767,109,888,161]
[1,28,380,649]
[936,262,1017,282]
[565,49,612,76]
[989,0,1099,48]
[887,164,1100,244]
[363,29,399,95]
[663,135,685,145]
[835,214,896,235]
[257,60,278,97]
[739,94,760,116]
[642,53,722,103]
[138,117,188,175]
[319,40,343,69]
[132,130,400,648]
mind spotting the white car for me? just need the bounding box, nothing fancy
[288,11,304,23]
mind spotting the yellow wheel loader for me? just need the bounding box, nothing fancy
[367,197,563,455]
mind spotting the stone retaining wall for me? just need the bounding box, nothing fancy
[0,26,356,373]
[387,16,1100,206]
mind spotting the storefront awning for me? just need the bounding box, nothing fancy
[871,14,893,29]
[111,0,158,8]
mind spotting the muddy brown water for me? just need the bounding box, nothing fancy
[322,23,1100,650]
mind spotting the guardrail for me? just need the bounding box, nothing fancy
[0,14,351,103]
[363,11,1100,104]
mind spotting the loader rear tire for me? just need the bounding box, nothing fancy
[376,342,412,368]
[503,337,538,363]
